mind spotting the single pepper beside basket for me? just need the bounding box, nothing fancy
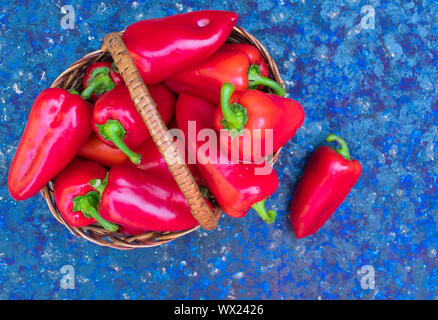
[8,88,92,201]
[53,157,118,231]
[165,43,286,104]
[92,82,176,164]
[81,61,123,102]
[90,165,201,232]
[213,83,304,162]
[123,10,238,84]
[289,134,362,238]
[176,93,279,223]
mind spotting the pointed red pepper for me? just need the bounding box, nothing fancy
[123,10,238,84]
[290,134,362,238]
[92,82,175,164]
[81,61,122,102]
[165,43,285,104]
[176,93,279,223]
[213,83,304,162]
[53,157,118,231]
[8,89,92,200]
[90,165,200,232]
[78,133,128,167]
[223,43,271,88]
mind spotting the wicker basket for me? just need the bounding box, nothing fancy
[40,25,284,249]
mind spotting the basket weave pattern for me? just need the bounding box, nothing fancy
[41,26,284,249]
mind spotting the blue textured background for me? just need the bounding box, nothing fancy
[0,0,437,299]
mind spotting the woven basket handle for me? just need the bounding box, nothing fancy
[101,32,220,231]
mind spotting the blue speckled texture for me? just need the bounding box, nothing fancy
[0,0,437,299]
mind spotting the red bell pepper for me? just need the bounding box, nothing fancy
[290,134,362,238]
[92,82,175,164]
[53,157,118,231]
[176,93,279,223]
[213,83,304,162]
[81,61,123,102]
[165,43,285,104]
[90,165,200,232]
[123,10,238,84]
[8,88,92,200]
[223,43,271,87]
[78,133,128,167]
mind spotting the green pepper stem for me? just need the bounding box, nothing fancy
[247,65,286,97]
[251,198,276,224]
[97,119,141,164]
[89,176,107,195]
[72,192,118,232]
[220,83,248,135]
[80,67,115,100]
[326,133,351,160]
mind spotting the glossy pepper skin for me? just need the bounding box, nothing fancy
[53,157,118,231]
[176,93,279,223]
[78,133,128,167]
[119,226,148,236]
[92,83,175,164]
[91,165,200,232]
[214,83,304,162]
[165,43,286,105]
[122,10,238,84]
[81,61,122,102]
[290,134,362,238]
[8,88,92,200]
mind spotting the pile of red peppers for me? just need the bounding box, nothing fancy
[8,10,361,239]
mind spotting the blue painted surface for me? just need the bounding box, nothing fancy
[0,0,437,299]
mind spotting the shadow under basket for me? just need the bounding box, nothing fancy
[40,26,284,249]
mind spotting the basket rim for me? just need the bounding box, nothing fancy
[43,24,284,249]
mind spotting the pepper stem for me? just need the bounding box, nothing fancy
[80,67,115,100]
[72,191,118,231]
[96,119,141,164]
[247,65,286,97]
[89,173,108,196]
[326,133,351,160]
[220,83,248,138]
[251,198,276,224]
